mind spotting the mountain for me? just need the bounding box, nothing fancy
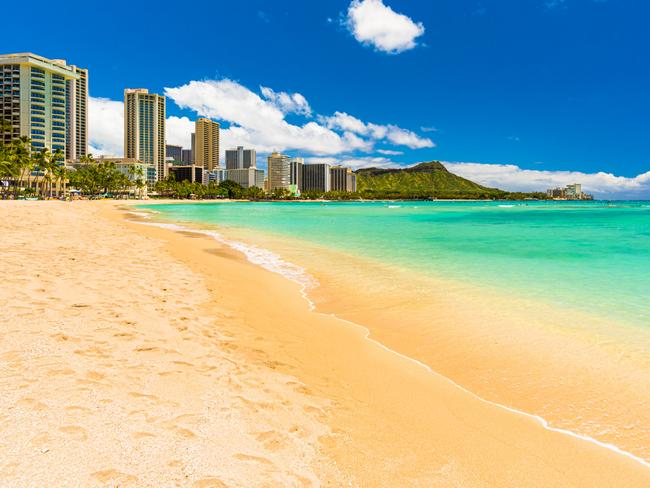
[355,161,505,199]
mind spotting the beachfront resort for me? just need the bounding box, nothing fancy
[1,16,649,486]
[0,52,360,200]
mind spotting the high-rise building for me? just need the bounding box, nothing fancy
[165,144,183,162]
[124,88,166,181]
[330,166,356,192]
[194,118,220,171]
[302,163,331,192]
[65,65,88,161]
[225,146,257,170]
[0,53,87,159]
[226,167,265,189]
[290,157,303,191]
[267,152,291,190]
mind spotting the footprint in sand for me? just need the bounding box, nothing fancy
[233,453,275,466]
[91,469,138,485]
[255,430,289,452]
[58,425,88,441]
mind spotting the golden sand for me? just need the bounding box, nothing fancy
[1,200,648,487]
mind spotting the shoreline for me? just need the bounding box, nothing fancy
[131,201,650,462]
[2,200,649,486]
[128,205,650,469]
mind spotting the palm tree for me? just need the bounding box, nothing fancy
[50,149,64,198]
[11,137,32,197]
[53,164,67,198]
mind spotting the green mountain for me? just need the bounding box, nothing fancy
[355,161,505,199]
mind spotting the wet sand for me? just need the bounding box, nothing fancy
[1,200,648,486]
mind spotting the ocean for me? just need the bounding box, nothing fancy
[139,200,650,329]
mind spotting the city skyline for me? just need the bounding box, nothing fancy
[3,0,650,197]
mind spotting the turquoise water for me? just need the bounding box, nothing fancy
[139,201,650,327]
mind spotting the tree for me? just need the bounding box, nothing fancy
[218,180,243,199]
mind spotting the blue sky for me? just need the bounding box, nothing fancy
[6,0,650,197]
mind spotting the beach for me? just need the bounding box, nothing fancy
[1,200,649,487]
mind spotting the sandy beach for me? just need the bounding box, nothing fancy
[1,200,649,487]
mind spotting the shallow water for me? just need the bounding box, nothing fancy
[140,200,650,329]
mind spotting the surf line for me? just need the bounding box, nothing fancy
[129,212,650,470]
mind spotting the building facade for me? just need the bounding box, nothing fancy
[267,152,291,190]
[0,53,87,159]
[181,148,193,164]
[302,163,331,192]
[195,118,220,171]
[207,168,228,185]
[330,166,356,192]
[169,165,205,185]
[124,88,166,181]
[290,157,303,191]
[225,146,257,170]
[165,144,183,162]
[226,167,265,189]
[65,65,88,161]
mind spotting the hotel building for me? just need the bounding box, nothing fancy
[195,118,220,171]
[225,146,257,169]
[267,152,291,190]
[226,167,265,189]
[330,166,357,192]
[289,157,304,191]
[302,163,331,192]
[0,53,88,159]
[124,88,166,181]
[169,165,206,185]
[65,65,88,161]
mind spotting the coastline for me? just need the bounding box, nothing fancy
[116,201,650,484]
[2,200,648,486]
[135,201,650,463]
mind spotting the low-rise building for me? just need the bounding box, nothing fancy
[226,167,265,189]
[207,167,228,185]
[169,165,205,184]
[547,183,593,200]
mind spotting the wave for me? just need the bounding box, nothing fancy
[134,220,317,305]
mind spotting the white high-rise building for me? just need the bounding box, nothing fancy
[0,53,87,160]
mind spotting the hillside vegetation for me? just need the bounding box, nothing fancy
[355,162,507,199]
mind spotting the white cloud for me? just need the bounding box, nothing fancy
[166,116,195,147]
[377,149,403,155]
[306,155,396,170]
[260,86,312,116]
[345,0,425,54]
[321,111,434,149]
[444,162,650,198]
[88,97,123,156]
[89,79,433,163]
[165,79,381,156]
